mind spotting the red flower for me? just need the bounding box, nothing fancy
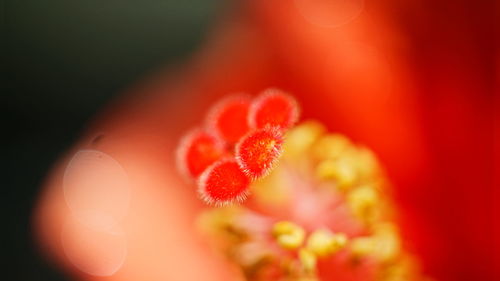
[33,1,496,281]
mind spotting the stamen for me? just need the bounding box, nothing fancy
[198,159,250,206]
[316,158,357,190]
[354,146,380,179]
[272,221,305,250]
[312,134,351,160]
[178,91,427,281]
[347,185,379,223]
[372,223,401,262]
[350,236,376,258]
[306,229,347,257]
[248,89,300,130]
[236,126,284,179]
[299,248,317,274]
[283,120,326,162]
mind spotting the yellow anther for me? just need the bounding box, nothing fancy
[350,237,376,257]
[373,223,401,262]
[284,120,326,160]
[272,221,305,250]
[316,158,357,189]
[195,121,429,281]
[354,146,380,179]
[381,257,420,281]
[383,264,407,281]
[306,229,347,257]
[347,185,379,222]
[313,134,351,160]
[332,233,348,247]
[299,248,317,273]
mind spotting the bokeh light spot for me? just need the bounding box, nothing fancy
[61,213,127,276]
[63,150,131,223]
[294,0,364,27]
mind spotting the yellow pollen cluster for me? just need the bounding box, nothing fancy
[272,221,306,250]
[306,229,347,257]
[198,120,428,281]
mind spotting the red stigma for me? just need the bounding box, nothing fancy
[236,126,284,179]
[249,89,299,130]
[177,89,301,205]
[177,130,225,178]
[207,95,251,144]
[198,159,250,205]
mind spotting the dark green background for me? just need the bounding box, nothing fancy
[3,1,223,279]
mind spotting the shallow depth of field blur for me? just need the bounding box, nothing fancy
[3,1,496,281]
[4,1,222,280]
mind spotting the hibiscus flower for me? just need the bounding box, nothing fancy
[34,1,496,281]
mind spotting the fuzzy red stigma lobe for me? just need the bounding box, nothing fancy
[249,89,299,130]
[177,130,225,178]
[198,159,250,205]
[236,126,284,179]
[207,95,251,144]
